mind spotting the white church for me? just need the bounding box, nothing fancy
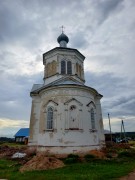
[28,30,105,154]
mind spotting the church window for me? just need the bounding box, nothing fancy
[67,61,72,74]
[47,107,53,129]
[61,60,66,74]
[91,108,95,129]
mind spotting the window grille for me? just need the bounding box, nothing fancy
[67,61,72,74]
[91,108,95,129]
[61,60,66,74]
[47,107,53,129]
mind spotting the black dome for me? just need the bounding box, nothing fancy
[57,33,69,43]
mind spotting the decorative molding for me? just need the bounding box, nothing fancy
[86,101,96,108]
[43,100,58,107]
[44,129,57,132]
[65,129,84,132]
[64,98,83,106]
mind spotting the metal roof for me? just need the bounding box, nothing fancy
[31,84,43,92]
[14,128,29,137]
[43,47,85,59]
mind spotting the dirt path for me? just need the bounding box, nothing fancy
[119,170,135,180]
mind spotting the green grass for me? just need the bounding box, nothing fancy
[0,158,135,180]
[0,142,27,147]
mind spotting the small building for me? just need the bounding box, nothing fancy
[14,128,29,144]
[29,31,105,154]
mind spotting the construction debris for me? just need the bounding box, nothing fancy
[20,153,65,172]
[12,152,26,158]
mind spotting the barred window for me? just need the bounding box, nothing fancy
[47,107,53,129]
[61,60,66,74]
[67,61,72,74]
[91,108,95,129]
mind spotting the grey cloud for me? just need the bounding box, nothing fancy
[0,72,42,120]
[95,0,124,25]
[85,71,124,97]
[70,32,89,49]
[85,71,135,118]
[111,95,135,108]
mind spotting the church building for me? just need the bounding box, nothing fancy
[28,30,105,154]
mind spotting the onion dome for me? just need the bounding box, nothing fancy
[57,33,69,47]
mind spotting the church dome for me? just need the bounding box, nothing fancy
[57,33,69,44]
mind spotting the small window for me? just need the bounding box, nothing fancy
[47,107,53,129]
[61,60,66,74]
[91,108,95,129]
[67,61,72,74]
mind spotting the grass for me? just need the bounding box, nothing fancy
[0,158,135,180]
[0,142,27,147]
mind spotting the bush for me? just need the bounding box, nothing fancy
[64,154,79,164]
[106,153,113,159]
[118,150,135,158]
[84,154,95,162]
[67,154,79,159]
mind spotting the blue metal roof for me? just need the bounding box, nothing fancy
[14,128,29,137]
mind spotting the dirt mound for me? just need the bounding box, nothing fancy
[20,153,65,172]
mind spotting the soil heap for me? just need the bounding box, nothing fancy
[20,153,64,172]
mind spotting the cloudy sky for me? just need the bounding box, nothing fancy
[0,0,135,137]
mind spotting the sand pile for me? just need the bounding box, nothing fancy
[20,153,64,172]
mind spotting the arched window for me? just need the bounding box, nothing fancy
[61,60,66,74]
[67,61,72,74]
[47,107,53,129]
[91,108,95,129]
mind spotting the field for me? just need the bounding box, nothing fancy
[1,158,135,180]
[0,142,135,180]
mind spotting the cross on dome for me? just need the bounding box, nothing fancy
[60,25,65,33]
[57,26,69,48]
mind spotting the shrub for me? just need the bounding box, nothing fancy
[118,150,134,158]
[84,154,95,162]
[67,154,79,159]
[64,154,79,164]
[106,153,113,159]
